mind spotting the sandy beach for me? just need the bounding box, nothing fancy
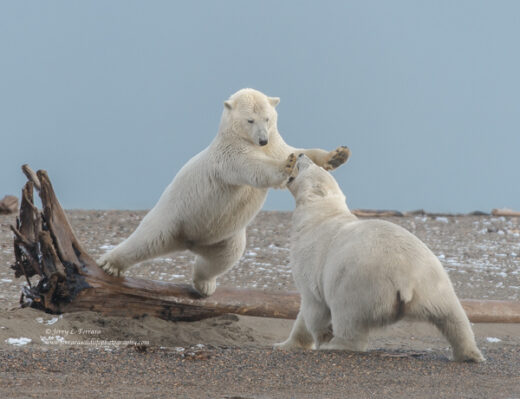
[1,210,519,398]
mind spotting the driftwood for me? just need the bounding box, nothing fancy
[353,209,494,218]
[492,208,520,217]
[9,167,520,323]
[0,195,18,214]
[352,209,404,217]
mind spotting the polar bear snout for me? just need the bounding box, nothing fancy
[295,154,313,171]
[252,127,269,146]
[286,155,313,188]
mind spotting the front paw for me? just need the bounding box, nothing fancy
[193,277,217,297]
[274,339,314,350]
[324,146,351,171]
[285,153,297,176]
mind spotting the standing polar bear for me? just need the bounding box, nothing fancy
[276,154,484,362]
[98,88,349,296]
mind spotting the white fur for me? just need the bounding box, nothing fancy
[276,155,485,362]
[98,89,349,296]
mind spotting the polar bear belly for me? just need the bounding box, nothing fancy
[179,184,267,246]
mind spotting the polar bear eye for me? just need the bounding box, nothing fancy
[265,118,269,122]
[247,119,254,124]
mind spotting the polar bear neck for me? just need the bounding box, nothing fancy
[292,199,356,232]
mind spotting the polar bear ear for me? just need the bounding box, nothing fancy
[224,100,233,110]
[268,97,280,107]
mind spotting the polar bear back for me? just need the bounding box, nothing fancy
[292,217,454,308]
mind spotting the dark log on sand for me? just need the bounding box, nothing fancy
[9,166,520,323]
[0,195,18,214]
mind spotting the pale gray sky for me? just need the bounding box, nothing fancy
[1,1,519,212]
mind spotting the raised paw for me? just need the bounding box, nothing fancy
[324,146,351,171]
[285,153,297,175]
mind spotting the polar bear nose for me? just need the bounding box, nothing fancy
[259,139,268,146]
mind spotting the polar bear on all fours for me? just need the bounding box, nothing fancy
[276,154,485,362]
[98,88,350,297]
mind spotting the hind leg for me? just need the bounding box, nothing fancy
[320,310,369,351]
[191,229,246,297]
[98,215,185,276]
[408,293,485,362]
[430,303,484,362]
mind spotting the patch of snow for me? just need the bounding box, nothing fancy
[35,316,60,325]
[252,262,273,267]
[435,217,449,223]
[486,337,501,343]
[40,335,65,344]
[6,337,32,346]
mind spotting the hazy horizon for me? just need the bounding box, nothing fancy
[1,1,519,213]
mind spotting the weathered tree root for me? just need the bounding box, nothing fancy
[9,166,520,323]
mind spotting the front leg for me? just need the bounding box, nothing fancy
[274,310,315,350]
[225,153,297,188]
[298,146,351,171]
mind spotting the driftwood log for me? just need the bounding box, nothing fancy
[352,209,404,217]
[10,166,520,323]
[492,208,520,217]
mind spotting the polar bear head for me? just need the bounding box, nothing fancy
[223,88,280,147]
[288,154,348,206]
